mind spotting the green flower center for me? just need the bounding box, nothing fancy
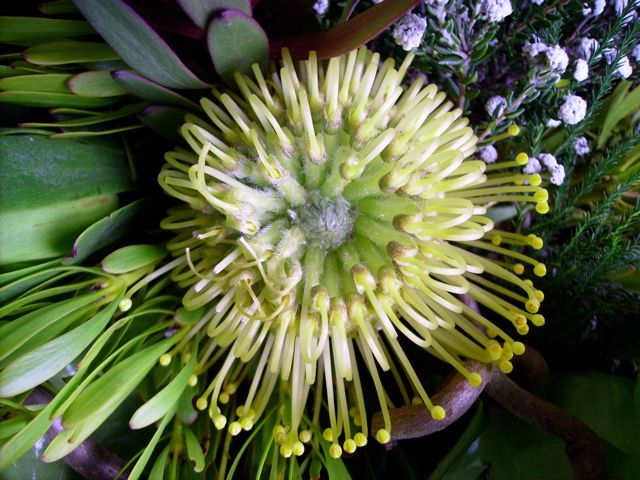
[293,191,357,251]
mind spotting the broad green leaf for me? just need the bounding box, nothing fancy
[551,372,640,455]
[597,81,637,148]
[270,0,421,59]
[0,291,103,363]
[0,90,118,108]
[0,415,28,441]
[72,0,209,89]
[479,404,573,480]
[39,1,80,15]
[111,70,199,110]
[102,244,167,274]
[128,408,176,480]
[63,199,149,265]
[68,70,129,97]
[0,259,60,288]
[129,349,195,429]
[207,10,268,86]
[24,40,119,65]
[139,105,188,142]
[177,0,251,28]
[0,17,94,46]
[0,194,120,264]
[0,297,120,397]
[61,335,180,429]
[0,135,132,210]
[184,427,205,472]
[0,73,72,93]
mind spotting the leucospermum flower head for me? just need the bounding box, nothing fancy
[157,47,548,458]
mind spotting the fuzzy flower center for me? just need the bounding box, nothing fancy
[293,191,357,251]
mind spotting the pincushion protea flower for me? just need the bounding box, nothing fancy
[154,47,548,458]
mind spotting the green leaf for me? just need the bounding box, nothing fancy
[184,427,205,473]
[0,259,60,288]
[68,70,129,97]
[0,415,29,441]
[269,0,421,59]
[0,194,120,264]
[0,291,103,364]
[102,244,167,274]
[39,1,80,15]
[551,372,640,455]
[21,102,145,128]
[207,9,268,86]
[0,297,120,397]
[111,70,199,110]
[0,73,72,93]
[177,0,251,29]
[175,306,206,326]
[63,199,149,265]
[0,17,94,47]
[128,408,175,480]
[129,349,195,429]
[597,81,637,148]
[479,404,573,480]
[24,40,119,65]
[138,105,189,142]
[0,135,132,211]
[43,335,180,462]
[0,90,119,108]
[72,0,208,89]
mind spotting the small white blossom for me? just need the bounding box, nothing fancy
[485,95,508,117]
[539,153,558,169]
[574,59,589,81]
[546,118,562,128]
[576,37,599,60]
[392,14,427,51]
[425,0,449,4]
[616,56,633,78]
[559,94,587,125]
[545,45,569,72]
[477,145,498,163]
[313,0,329,15]
[372,0,384,3]
[613,0,639,21]
[594,0,606,14]
[524,40,549,58]
[549,164,566,185]
[524,157,542,174]
[574,136,590,156]
[531,0,544,4]
[479,0,513,22]
[582,3,592,14]
[632,44,640,62]
[603,47,617,65]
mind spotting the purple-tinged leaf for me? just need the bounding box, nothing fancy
[207,9,268,86]
[112,70,200,110]
[71,0,209,89]
[270,0,421,60]
[138,105,189,143]
[177,0,251,29]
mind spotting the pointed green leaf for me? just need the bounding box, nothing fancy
[177,0,251,29]
[39,1,80,15]
[128,408,176,480]
[101,244,167,274]
[68,70,129,97]
[0,73,72,93]
[175,306,206,326]
[0,291,103,363]
[0,90,118,108]
[111,70,199,110]
[0,17,94,47]
[270,0,421,59]
[129,350,195,429]
[24,40,119,65]
[148,445,170,480]
[207,9,268,86]
[0,298,120,397]
[184,427,205,472]
[63,199,149,265]
[22,102,145,128]
[72,0,209,89]
[138,105,188,142]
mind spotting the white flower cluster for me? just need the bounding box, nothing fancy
[477,145,498,163]
[524,156,542,174]
[559,94,587,125]
[540,153,566,185]
[616,56,633,78]
[574,136,590,156]
[313,0,329,15]
[594,0,607,15]
[632,44,640,62]
[576,37,599,60]
[479,0,513,22]
[523,40,569,73]
[485,95,508,117]
[392,14,427,51]
[574,59,589,81]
